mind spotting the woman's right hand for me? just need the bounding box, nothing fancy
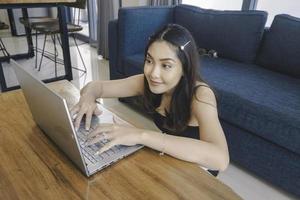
[70,93,102,131]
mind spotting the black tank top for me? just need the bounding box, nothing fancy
[153,111,200,139]
[152,111,219,177]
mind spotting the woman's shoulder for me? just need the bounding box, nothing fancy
[192,82,217,109]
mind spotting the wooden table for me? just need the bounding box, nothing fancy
[0,80,242,200]
[0,0,75,92]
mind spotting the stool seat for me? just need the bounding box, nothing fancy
[33,23,83,34]
[19,17,58,29]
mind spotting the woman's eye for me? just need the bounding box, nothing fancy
[162,64,172,69]
[145,59,152,64]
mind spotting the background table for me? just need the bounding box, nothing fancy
[0,0,75,91]
[0,80,242,200]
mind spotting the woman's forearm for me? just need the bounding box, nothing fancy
[80,75,144,99]
[140,130,229,171]
[80,80,103,99]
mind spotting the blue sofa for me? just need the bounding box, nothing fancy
[108,4,300,196]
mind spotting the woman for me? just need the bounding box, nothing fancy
[71,24,229,176]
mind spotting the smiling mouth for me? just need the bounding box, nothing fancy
[149,80,163,86]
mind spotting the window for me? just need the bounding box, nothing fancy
[256,0,300,26]
[182,0,243,10]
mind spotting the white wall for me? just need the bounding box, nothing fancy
[257,0,300,26]
[122,0,148,7]
[0,10,9,25]
[182,0,243,10]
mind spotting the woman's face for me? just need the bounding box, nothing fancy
[144,40,183,95]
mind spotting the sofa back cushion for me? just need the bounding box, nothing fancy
[117,6,174,74]
[256,14,300,79]
[118,6,174,58]
[174,4,267,64]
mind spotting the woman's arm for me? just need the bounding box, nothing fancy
[80,74,145,99]
[85,85,229,171]
[71,74,144,130]
[140,86,229,171]
[88,122,229,171]
[141,130,229,171]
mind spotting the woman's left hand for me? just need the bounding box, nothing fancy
[84,122,143,155]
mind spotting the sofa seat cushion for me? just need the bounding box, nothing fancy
[201,57,300,155]
[174,4,267,64]
[256,14,300,79]
[123,54,300,155]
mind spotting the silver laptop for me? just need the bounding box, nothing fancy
[12,60,143,177]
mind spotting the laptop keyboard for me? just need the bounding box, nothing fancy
[76,127,123,164]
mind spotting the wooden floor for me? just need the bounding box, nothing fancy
[0,33,298,200]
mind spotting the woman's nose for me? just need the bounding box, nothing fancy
[150,66,160,78]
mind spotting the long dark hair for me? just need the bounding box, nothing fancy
[143,24,206,132]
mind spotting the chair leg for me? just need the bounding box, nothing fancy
[57,34,86,74]
[73,35,87,72]
[0,37,10,58]
[57,35,62,47]
[0,38,5,55]
[38,34,47,71]
[35,30,38,69]
[51,34,58,77]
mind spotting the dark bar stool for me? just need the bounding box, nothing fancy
[19,0,87,77]
[19,17,58,69]
[33,23,86,77]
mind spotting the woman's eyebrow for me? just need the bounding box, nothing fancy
[160,58,176,62]
[147,52,176,63]
[146,53,152,58]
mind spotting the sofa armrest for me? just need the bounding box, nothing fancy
[118,6,174,67]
